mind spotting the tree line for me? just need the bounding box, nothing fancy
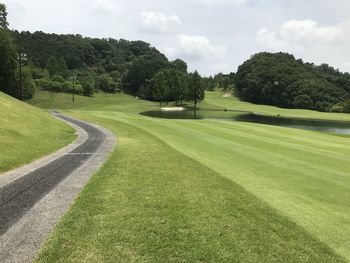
[0,3,205,107]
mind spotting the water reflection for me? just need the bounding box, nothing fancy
[140,110,350,135]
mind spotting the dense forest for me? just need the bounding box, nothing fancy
[10,31,206,103]
[0,3,205,106]
[235,52,350,112]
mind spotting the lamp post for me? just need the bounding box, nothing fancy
[18,52,27,101]
[71,75,76,103]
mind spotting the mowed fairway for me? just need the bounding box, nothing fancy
[0,92,76,174]
[30,91,350,262]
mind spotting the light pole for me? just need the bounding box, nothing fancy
[71,75,76,103]
[18,52,27,101]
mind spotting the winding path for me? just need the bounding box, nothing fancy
[0,113,115,262]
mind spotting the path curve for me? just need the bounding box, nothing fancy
[0,113,116,263]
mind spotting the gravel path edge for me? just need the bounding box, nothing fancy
[0,113,116,263]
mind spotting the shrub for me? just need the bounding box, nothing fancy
[329,104,344,113]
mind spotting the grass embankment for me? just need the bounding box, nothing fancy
[30,90,350,261]
[0,91,76,174]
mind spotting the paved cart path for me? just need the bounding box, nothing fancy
[0,113,115,263]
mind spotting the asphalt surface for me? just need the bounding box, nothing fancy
[0,114,105,236]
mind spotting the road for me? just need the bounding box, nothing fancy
[0,114,106,236]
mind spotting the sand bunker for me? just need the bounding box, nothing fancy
[160,107,186,112]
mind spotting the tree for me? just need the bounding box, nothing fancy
[171,59,187,73]
[95,75,110,93]
[45,56,68,77]
[56,56,69,77]
[46,56,58,76]
[19,67,36,99]
[122,54,169,95]
[172,71,188,105]
[0,3,8,29]
[82,81,94,97]
[188,71,205,118]
[151,71,169,105]
[0,29,18,97]
[292,94,313,109]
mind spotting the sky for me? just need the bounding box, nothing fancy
[3,0,350,76]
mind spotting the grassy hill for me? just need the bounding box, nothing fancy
[0,91,76,174]
[29,90,350,262]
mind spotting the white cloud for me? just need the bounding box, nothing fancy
[257,19,347,52]
[3,0,350,75]
[196,0,247,6]
[169,34,226,60]
[141,11,181,33]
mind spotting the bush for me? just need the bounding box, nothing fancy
[62,81,73,92]
[52,75,65,83]
[329,104,344,113]
[31,67,49,80]
[292,95,313,109]
[48,81,64,91]
[343,101,350,113]
[82,82,94,97]
[35,77,50,89]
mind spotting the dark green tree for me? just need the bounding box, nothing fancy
[171,59,187,73]
[292,95,313,109]
[0,3,8,29]
[56,56,69,77]
[45,56,68,77]
[19,67,36,99]
[0,29,18,97]
[151,71,168,105]
[172,70,188,105]
[188,71,205,117]
[82,82,94,97]
[45,56,58,76]
[122,54,169,95]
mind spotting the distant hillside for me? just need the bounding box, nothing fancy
[12,30,167,72]
[10,30,190,99]
[235,52,350,112]
[0,91,75,173]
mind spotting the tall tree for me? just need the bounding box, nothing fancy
[0,29,18,97]
[171,59,187,73]
[0,3,8,29]
[45,56,68,77]
[46,56,59,76]
[151,71,168,106]
[172,71,188,105]
[188,71,205,118]
[56,56,69,77]
[18,66,36,99]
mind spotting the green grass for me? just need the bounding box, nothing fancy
[203,91,350,122]
[36,115,345,263]
[29,90,350,262]
[0,91,76,174]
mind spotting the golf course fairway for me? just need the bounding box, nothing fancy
[29,91,350,262]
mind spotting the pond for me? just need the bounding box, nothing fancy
[140,110,350,135]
